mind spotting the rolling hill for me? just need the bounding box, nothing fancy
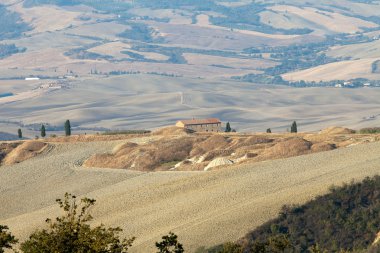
[0,1,380,136]
[1,131,380,252]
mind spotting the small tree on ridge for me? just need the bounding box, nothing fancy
[225,122,232,133]
[291,121,298,133]
[64,120,71,136]
[40,125,46,138]
[17,129,22,139]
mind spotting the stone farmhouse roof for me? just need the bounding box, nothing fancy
[177,118,221,126]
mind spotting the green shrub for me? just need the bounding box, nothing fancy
[0,225,18,253]
[20,193,135,253]
[359,127,380,134]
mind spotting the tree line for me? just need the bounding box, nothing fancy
[206,176,380,253]
[224,121,298,133]
[3,176,380,253]
[16,120,299,138]
[17,120,72,139]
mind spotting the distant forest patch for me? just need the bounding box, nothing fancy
[0,5,30,40]
[239,175,380,252]
[22,0,312,35]
[0,44,26,59]
[23,0,132,14]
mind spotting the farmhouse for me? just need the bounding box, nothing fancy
[176,118,222,132]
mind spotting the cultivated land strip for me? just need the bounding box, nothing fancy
[1,140,380,252]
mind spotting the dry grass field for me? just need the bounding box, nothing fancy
[1,132,380,252]
[1,0,380,82]
[282,58,380,82]
[263,5,377,35]
[82,127,379,172]
[183,53,278,70]
[1,75,380,140]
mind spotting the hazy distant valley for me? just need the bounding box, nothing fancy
[3,2,380,252]
[1,0,380,137]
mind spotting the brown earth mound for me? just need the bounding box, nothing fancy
[190,135,230,157]
[83,127,373,172]
[153,126,193,136]
[263,138,312,159]
[0,142,22,164]
[85,137,198,171]
[311,142,337,152]
[320,127,356,135]
[2,141,48,166]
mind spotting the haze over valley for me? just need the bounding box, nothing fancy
[3,2,380,253]
[1,0,380,137]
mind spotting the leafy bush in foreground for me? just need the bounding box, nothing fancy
[0,225,18,253]
[3,193,184,253]
[20,193,135,253]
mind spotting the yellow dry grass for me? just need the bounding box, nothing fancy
[45,133,151,143]
[2,131,380,252]
[152,126,193,136]
[269,5,377,34]
[183,53,278,70]
[83,127,380,172]
[319,126,356,135]
[282,58,380,82]
[11,4,83,34]
[2,141,47,166]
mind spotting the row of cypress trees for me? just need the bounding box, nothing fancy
[17,120,72,139]
[16,120,298,138]
[224,121,298,133]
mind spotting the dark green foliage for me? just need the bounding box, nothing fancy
[0,44,25,59]
[0,5,30,40]
[0,225,18,253]
[241,176,380,252]
[18,129,22,139]
[167,52,187,64]
[267,128,272,134]
[308,244,328,253]
[225,122,232,133]
[23,0,132,14]
[218,242,243,253]
[250,234,293,253]
[102,130,151,135]
[155,232,184,253]
[118,23,161,43]
[290,121,297,133]
[20,193,135,253]
[371,60,380,73]
[359,127,380,134]
[64,120,71,136]
[40,125,46,138]
[232,74,288,85]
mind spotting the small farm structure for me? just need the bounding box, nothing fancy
[176,118,222,132]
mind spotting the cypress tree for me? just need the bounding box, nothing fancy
[64,120,71,136]
[225,122,232,133]
[41,125,46,138]
[17,129,22,139]
[291,121,298,133]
